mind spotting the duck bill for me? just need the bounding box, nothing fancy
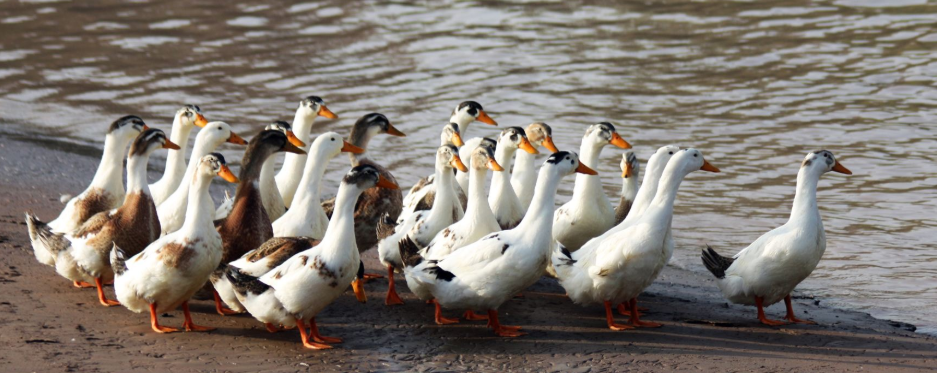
[488,158,504,171]
[218,165,239,183]
[351,279,367,303]
[700,159,720,173]
[451,132,464,147]
[519,137,539,155]
[542,136,559,153]
[282,141,307,155]
[341,140,365,154]
[162,139,181,150]
[285,131,306,148]
[476,110,497,126]
[621,163,633,178]
[450,156,468,172]
[317,105,338,119]
[576,162,598,175]
[142,125,150,131]
[386,123,406,137]
[831,161,852,175]
[609,133,632,149]
[194,113,209,127]
[375,175,399,189]
[226,132,247,145]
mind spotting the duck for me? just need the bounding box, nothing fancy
[450,101,498,193]
[275,96,338,208]
[214,121,307,221]
[38,129,178,306]
[511,122,559,211]
[213,130,307,315]
[377,145,467,305]
[489,127,539,229]
[552,122,632,252]
[149,105,208,205]
[27,115,148,272]
[553,149,719,330]
[402,151,596,337]
[614,150,640,225]
[321,113,406,255]
[157,121,247,235]
[225,165,397,349]
[402,143,503,324]
[209,132,362,313]
[110,153,238,333]
[399,122,467,220]
[702,150,850,326]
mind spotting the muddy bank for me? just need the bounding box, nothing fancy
[0,134,934,372]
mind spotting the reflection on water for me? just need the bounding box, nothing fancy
[0,0,935,333]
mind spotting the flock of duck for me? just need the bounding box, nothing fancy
[24,97,852,349]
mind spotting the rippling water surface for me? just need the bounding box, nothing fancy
[1,0,935,333]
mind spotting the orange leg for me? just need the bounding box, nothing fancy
[212,288,240,315]
[149,303,178,333]
[756,296,787,326]
[363,273,384,283]
[295,318,332,350]
[308,318,342,344]
[73,280,94,289]
[463,310,489,321]
[618,298,648,315]
[265,322,281,333]
[384,265,404,306]
[627,298,662,328]
[182,301,215,332]
[94,277,120,307]
[486,309,525,337]
[784,295,817,325]
[605,301,633,331]
[433,300,459,325]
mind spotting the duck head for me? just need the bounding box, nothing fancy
[435,144,468,173]
[129,128,179,158]
[344,164,399,191]
[200,121,247,147]
[621,150,639,179]
[108,115,148,141]
[801,150,851,176]
[583,122,631,150]
[470,143,502,172]
[450,101,497,131]
[440,122,463,147]
[200,152,238,183]
[265,120,306,148]
[176,105,208,128]
[498,126,539,155]
[347,113,405,160]
[667,149,720,177]
[309,131,365,159]
[298,96,337,120]
[544,151,598,176]
[525,122,559,153]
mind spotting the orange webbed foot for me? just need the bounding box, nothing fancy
[152,325,179,333]
[265,323,282,333]
[302,341,334,350]
[384,290,404,306]
[463,310,489,321]
[73,281,94,289]
[184,322,216,332]
[99,299,121,307]
[493,328,526,337]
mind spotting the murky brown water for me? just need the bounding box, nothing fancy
[1,0,935,333]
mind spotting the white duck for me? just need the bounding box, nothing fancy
[27,115,148,271]
[702,150,850,326]
[489,127,539,229]
[110,153,238,333]
[553,149,719,330]
[226,165,397,349]
[552,122,632,252]
[399,122,466,220]
[275,96,337,208]
[149,105,208,205]
[377,145,467,305]
[403,151,596,337]
[614,150,640,225]
[157,121,246,235]
[402,144,503,325]
[41,130,178,306]
[511,122,559,211]
[450,101,498,193]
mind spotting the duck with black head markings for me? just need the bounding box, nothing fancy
[489,126,539,230]
[150,105,209,206]
[450,101,498,193]
[702,150,850,326]
[276,96,338,208]
[512,122,559,211]
[27,115,148,274]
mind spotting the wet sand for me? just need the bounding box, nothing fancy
[1,134,934,372]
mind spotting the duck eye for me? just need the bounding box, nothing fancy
[331,137,335,141]
[217,126,222,130]
[694,153,698,157]
[668,151,673,155]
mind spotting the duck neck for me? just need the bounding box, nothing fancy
[259,156,278,200]
[161,115,192,184]
[516,167,560,239]
[790,168,820,224]
[621,173,639,203]
[646,167,688,226]
[318,184,361,258]
[627,160,663,221]
[90,133,130,195]
[491,145,517,197]
[426,164,456,222]
[125,153,152,196]
[572,141,604,201]
[465,166,494,221]
[514,149,536,178]
[179,172,215,235]
[291,149,330,219]
[347,127,374,166]
[280,110,315,175]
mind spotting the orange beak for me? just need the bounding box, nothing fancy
[227,132,247,145]
[317,105,338,119]
[285,131,306,148]
[194,113,208,127]
[622,162,633,178]
[700,159,720,173]
[351,279,367,303]
[488,158,504,172]
[451,132,464,147]
[217,165,239,183]
[518,137,539,155]
[575,162,598,175]
[450,155,468,172]
[142,125,150,131]
[282,141,307,155]
[341,140,365,154]
[609,132,632,149]
[385,123,406,137]
[542,136,559,153]
[375,175,399,189]
[831,161,852,175]
[162,139,181,150]
[476,110,497,126]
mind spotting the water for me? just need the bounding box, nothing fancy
[1,0,935,334]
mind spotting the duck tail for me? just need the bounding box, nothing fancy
[27,213,69,255]
[424,260,455,282]
[110,243,128,277]
[701,244,733,280]
[224,265,269,296]
[25,212,43,241]
[376,212,395,241]
[399,236,424,268]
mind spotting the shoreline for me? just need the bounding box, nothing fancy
[1,134,934,372]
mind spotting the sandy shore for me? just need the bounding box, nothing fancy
[0,133,934,372]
